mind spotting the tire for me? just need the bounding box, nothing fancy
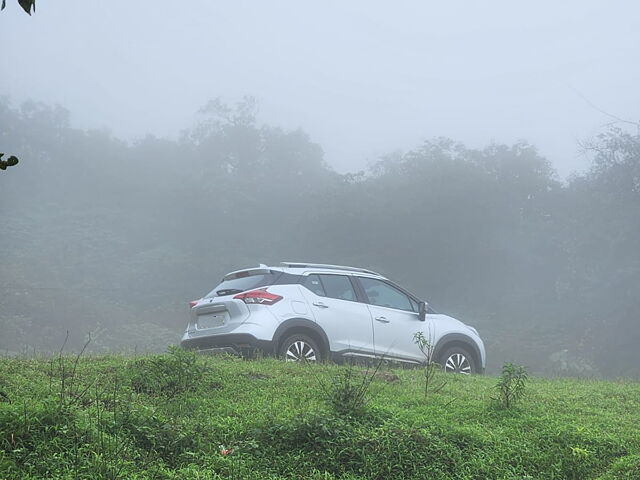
[439,345,478,374]
[278,334,322,362]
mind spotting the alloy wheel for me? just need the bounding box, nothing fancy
[444,353,472,374]
[285,340,317,362]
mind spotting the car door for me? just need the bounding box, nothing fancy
[298,273,375,357]
[355,276,426,363]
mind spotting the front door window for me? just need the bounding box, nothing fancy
[359,277,416,312]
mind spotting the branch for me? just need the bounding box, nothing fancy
[571,87,640,131]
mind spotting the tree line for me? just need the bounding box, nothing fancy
[1,97,638,377]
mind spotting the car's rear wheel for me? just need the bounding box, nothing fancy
[439,346,477,374]
[279,334,322,362]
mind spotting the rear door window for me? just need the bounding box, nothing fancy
[303,274,326,296]
[318,274,357,301]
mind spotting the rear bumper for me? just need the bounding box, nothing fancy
[180,333,274,356]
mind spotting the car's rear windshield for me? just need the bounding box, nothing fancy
[205,271,281,298]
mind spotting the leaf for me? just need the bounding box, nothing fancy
[18,0,35,15]
[0,153,19,170]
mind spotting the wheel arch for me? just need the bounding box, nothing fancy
[272,318,330,359]
[434,333,483,372]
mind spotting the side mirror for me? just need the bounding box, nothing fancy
[418,301,427,321]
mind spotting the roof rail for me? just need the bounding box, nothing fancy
[280,262,381,276]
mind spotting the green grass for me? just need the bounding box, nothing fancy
[0,350,639,479]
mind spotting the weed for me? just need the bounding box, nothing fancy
[494,362,528,409]
[318,358,383,418]
[91,380,132,479]
[47,332,95,410]
[413,330,447,399]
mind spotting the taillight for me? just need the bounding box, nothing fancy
[189,300,199,308]
[233,288,283,305]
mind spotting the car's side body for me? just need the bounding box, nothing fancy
[181,263,486,372]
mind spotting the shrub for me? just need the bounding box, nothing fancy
[256,416,480,479]
[129,346,205,397]
[113,404,200,466]
[319,360,383,418]
[494,362,528,409]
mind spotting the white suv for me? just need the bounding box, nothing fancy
[181,263,486,373]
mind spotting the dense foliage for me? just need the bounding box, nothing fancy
[1,98,639,376]
[0,353,639,479]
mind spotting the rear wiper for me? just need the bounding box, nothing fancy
[216,288,244,296]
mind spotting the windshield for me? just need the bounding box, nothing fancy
[205,271,281,298]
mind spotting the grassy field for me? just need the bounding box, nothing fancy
[0,349,639,479]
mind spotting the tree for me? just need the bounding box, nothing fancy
[562,127,640,376]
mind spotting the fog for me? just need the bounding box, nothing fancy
[1,2,639,376]
[3,1,639,176]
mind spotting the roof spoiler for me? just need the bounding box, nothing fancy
[224,264,271,280]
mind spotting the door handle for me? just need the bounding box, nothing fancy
[313,301,329,308]
[375,316,389,323]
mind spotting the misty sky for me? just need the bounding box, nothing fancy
[2,1,639,177]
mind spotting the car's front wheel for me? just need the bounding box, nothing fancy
[439,346,478,374]
[279,334,322,362]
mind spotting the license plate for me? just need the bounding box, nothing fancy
[196,314,225,329]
